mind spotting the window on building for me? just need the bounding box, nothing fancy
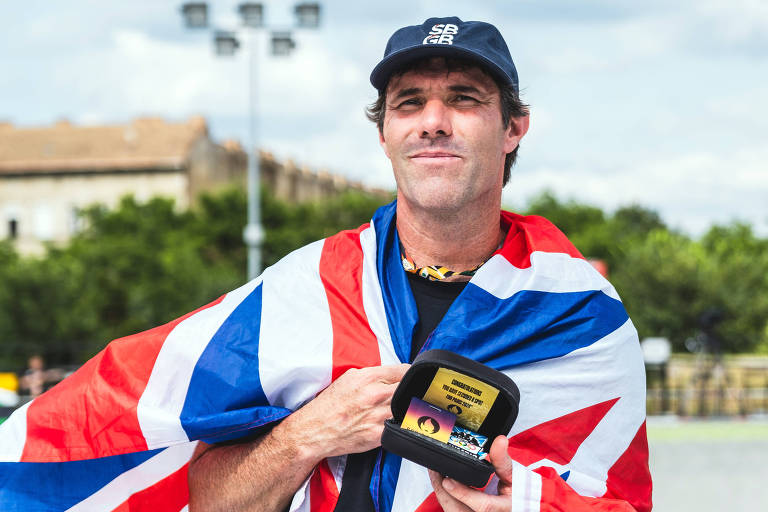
[8,218,18,239]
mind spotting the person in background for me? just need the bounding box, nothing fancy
[20,355,46,398]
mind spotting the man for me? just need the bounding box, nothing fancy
[0,17,650,512]
[187,17,651,512]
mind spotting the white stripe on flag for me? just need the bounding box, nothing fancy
[259,240,334,409]
[473,251,620,301]
[137,279,261,449]
[511,460,542,512]
[327,455,347,495]
[0,401,30,461]
[359,224,400,365]
[66,442,197,512]
[288,471,313,512]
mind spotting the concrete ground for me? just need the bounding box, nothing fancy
[648,417,768,511]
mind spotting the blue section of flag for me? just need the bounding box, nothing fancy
[0,449,161,511]
[376,449,403,512]
[560,470,571,481]
[429,285,629,369]
[180,284,290,442]
[372,201,419,364]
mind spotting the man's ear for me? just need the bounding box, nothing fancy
[379,128,391,159]
[503,115,530,154]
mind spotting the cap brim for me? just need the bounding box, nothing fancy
[369,44,515,92]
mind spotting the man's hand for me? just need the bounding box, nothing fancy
[287,363,410,460]
[428,435,514,512]
[188,363,409,512]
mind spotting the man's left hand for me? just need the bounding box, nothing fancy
[428,435,513,511]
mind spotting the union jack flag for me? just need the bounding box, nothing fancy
[0,201,651,511]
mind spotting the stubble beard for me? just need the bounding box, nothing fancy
[395,168,494,227]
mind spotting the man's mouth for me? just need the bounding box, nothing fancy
[410,151,461,160]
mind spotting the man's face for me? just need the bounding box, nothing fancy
[379,59,526,215]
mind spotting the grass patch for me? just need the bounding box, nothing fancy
[648,418,768,442]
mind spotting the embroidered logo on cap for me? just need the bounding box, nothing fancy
[423,23,458,45]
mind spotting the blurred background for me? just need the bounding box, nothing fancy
[0,1,766,510]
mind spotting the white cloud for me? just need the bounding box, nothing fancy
[697,0,768,50]
[109,30,227,113]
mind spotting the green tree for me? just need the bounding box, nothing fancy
[612,204,666,236]
[698,223,768,353]
[0,241,23,369]
[610,229,711,351]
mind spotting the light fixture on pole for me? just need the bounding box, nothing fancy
[270,32,296,56]
[294,3,321,28]
[179,1,321,280]
[238,3,264,28]
[181,2,209,29]
[213,31,240,56]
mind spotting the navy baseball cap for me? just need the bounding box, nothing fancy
[370,17,518,93]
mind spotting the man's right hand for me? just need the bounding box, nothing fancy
[188,363,409,512]
[285,363,410,461]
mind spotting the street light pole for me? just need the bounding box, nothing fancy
[243,28,263,279]
[179,2,321,280]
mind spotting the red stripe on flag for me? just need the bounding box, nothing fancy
[21,296,226,462]
[111,463,190,512]
[507,398,619,467]
[534,466,636,512]
[319,225,381,382]
[498,211,584,269]
[311,225,380,510]
[309,459,340,512]
[602,421,653,512]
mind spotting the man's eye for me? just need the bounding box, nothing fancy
[395,98,422,109]
[454,95,478,103]
[398,98,421,107]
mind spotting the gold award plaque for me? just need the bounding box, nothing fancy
[422,368,500,431]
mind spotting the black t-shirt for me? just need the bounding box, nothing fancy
[333,274,467,511]
[406,273,469,359]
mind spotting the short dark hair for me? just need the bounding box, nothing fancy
[366,56,529,186]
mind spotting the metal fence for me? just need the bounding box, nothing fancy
[646,356,768,417]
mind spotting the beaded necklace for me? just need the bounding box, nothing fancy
[399,241,496,281]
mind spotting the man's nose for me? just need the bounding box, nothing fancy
[419,99,452,139]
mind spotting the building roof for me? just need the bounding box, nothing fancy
[0,116,208,175]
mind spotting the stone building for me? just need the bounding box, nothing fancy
[260,151,385,204]
[0,117,387,255]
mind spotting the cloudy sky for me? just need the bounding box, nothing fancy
[2,0,766,236]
